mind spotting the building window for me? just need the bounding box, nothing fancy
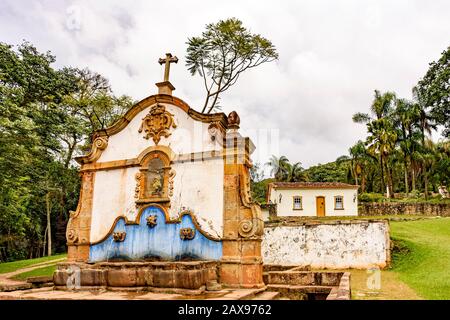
[293,196,303,210]
[334,196,344,210]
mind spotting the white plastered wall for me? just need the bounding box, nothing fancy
[269,188,358,217]
[89,102,225,243]
[98,103,220,162]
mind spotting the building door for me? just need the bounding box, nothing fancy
[316,196,325,217]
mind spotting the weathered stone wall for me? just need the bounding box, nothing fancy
[359,202,450,216]
[262,220,390,269]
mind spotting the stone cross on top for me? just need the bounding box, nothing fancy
[156,53,178,95]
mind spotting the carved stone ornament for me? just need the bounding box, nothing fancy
[134,172,143,200]
[113,231,126,242]
[146,215,157,228]
[168,169,176,197]
[138,104,177,145]
[238,219,253,238]
[180,228,196,240]
[227,111,240,129]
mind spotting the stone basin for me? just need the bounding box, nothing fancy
[54,260,219,292]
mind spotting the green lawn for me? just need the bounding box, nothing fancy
[12,265,57,281]
[390,217,450,300]
[0,253,67,274]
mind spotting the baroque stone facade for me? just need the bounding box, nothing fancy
[64,77,264,289]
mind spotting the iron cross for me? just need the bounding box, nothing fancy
[158,53,178,82]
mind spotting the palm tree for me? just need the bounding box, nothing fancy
[392,98,421,195]
[353,90,397,197]
[265,155,290,181]
[285,162,308,182]
[367,118,397,197]
[349,140,371,190]
[412,86,437,199]
[415,139,439,200]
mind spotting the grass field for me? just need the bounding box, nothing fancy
[0,253,66,274]
[11,265,57,281]
[390,217,450,300]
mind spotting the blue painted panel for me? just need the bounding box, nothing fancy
[89,206,222,262]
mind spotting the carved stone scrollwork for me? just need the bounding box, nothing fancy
[138,104,177,145]
[66,210,80,245]
[238,220,253,237]
[168,169,176,197]
[113,231,126,242]
[208,122,226,143]
[180,228,196,240]
[238,218,264,238]
[146,215,157,228]
[66,228,78,244]
[75,136,108,164]
[135,172,143,200]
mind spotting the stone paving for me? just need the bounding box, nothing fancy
[0,287,273,300]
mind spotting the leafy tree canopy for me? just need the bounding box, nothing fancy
[186,18,278,114]
[416,45,450,137]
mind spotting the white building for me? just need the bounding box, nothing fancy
[263,182,359,220]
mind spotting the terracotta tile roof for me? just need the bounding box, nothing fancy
[269,182,359,189]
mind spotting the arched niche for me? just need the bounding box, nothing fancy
[135,150,174,206]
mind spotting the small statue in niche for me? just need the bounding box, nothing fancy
[151,174,163,195]
[146,157,165,197]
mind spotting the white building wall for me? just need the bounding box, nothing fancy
[269,188,358,217]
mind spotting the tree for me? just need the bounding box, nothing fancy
[392,98,421,195]
[416,45,450,137]
[285,162,308,182]
[0,41,133,261]
[186,18,278,113]
[265,155,290,181]
[353,90,397,197]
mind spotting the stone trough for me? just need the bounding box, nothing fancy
[49,261,350,300]
[53,261,219,294]
[263,264,351,300]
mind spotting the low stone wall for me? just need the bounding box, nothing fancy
[262,220,390,269]
[359,202,450,216]
[326,272,351,300]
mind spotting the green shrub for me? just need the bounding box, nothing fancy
[358,192,384,203]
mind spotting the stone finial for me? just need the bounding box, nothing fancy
[227,111,240,130]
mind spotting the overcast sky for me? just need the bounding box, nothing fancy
[1,0,449,173]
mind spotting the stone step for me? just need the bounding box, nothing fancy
[267,284,334,294]
[266,284,334,300]
[209,288,266,300]
[0,283,33,292]
[27,276,53,284]
[251,291,280,300]
[266,271,341,286]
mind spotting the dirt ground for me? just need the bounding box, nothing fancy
[348,269,422,300]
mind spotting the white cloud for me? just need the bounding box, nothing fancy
[1,0,448,169]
